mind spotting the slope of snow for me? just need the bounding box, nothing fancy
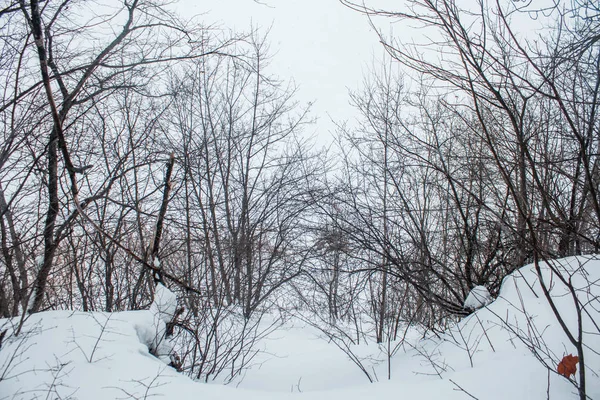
[1,256,599,399]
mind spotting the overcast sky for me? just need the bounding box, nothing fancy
[182,0,394,146]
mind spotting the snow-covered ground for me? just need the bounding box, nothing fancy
[1,256,599,399]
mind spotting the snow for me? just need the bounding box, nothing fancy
[149,283,177,324]
[463,285,492,310]
[138,283,177,364]
[1,256,599,399]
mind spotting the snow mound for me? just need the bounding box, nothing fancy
[149,283,177,323]
[138,283,177,364]
[463,285,492,310]
[0,256,599,399]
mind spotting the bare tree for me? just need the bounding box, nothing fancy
[167,32,318,318]
[341,0,599,397]
[0,0,231,315]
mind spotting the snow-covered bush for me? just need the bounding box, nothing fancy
[463,286,493,311]
[137,283,178,364]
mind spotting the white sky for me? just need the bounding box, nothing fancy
[175,0,551,149]
[185,0,394,146]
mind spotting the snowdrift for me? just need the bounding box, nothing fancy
[1,256,599,399]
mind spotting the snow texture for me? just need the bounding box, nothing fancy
[463,285,492,310]
[1,256,599,399]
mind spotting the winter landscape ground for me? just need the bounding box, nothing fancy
[1,256,598,399]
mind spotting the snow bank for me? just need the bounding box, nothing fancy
[0,256,599,399]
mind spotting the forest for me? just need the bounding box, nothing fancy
[0,1,599,399]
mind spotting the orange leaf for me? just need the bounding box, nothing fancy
[557,354,579,379]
